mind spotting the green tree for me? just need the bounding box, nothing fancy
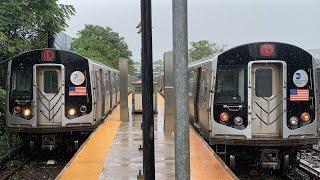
[72,25,134,74]
[0,0,75,60]
[189,40,226,62]
[0,1,74,88]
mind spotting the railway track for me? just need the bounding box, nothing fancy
[0,146,71,180]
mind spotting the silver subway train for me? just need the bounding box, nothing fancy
[158,42,319,171]
[6,49,137,150]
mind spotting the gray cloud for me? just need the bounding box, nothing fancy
[59,0,320,62]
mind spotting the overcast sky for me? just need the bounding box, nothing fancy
[59,0,320,62]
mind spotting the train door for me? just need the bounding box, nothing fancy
[95,70,102,120]
[194,67,202,124]
[105,72,111,114]
[249,62,286,138]
[100,69,105,117]
[34,65,63,125]
[112,73,117,108]
[117,74,120,102]
[197,66,212,137]
[188,69,196,123]
[108,71,113,109]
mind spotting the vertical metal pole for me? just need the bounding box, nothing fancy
[47,32,55,48]
[173,0,190,179]
[119,58,129,122]
[141,0,155,179]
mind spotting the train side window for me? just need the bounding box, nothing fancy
[43,71,58,93]
[255,69,272,97]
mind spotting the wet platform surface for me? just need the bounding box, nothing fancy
[57,94,237,180]
[101,94,174,179]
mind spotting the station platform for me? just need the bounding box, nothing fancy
[57,94,238,180]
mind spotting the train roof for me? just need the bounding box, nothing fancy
[8,48,120,73]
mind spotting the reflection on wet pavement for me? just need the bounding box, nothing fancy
[100,99,175,179]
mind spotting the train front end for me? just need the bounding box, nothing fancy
[6,49,93,150]
[210,42,319,170]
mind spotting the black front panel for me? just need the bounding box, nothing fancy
[214,42,315,130]
[9,49,92,119]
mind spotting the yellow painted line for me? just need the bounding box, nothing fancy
[158,93,238,180]
[57,95,129,180]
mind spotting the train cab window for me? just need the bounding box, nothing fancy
[12,70,32,92]
[44,71,58,93]
[255,69,272,97]
[215,66,245,104]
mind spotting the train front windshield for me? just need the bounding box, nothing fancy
[215,66,246,104]
[11,69,32,94]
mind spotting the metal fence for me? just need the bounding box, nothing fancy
[54,32,73,51]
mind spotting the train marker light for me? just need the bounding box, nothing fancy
[13,106,22,114]
[220,112,230,122]
[300,112,311,122]
[42,50,55,62]
[289,116,299,126]
[259,43,275,57]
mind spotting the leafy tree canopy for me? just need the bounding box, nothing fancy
[72,25,134,74]
[189,40,226,62]
[0,0,75,60]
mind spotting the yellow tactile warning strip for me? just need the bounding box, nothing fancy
[158,93,238,180]
[56,96,127,180]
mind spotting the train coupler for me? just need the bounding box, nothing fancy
[261,149,280,169]
[41,135,56,151]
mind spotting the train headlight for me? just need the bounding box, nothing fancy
[300,112,311,122]
[68,108,76,116]
[289,116,299,126]
[220,112,230,122]
[80,105,87,113]
[234,116,243,126]
[23,108,31,117]
[13,106,22,114]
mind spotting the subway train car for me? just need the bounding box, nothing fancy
[6,49,136,150]
[188,42,319,171]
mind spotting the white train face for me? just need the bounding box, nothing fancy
[7,49,93,127]
[212,42,317,138]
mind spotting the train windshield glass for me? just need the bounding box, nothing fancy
[11,69,32,92]
[215,66,245,104]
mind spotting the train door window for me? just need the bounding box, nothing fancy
[43,70,58,93]
[255,69,272,97]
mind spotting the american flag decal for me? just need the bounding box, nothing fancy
[290,89,309,101]
[69,86,87,96]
